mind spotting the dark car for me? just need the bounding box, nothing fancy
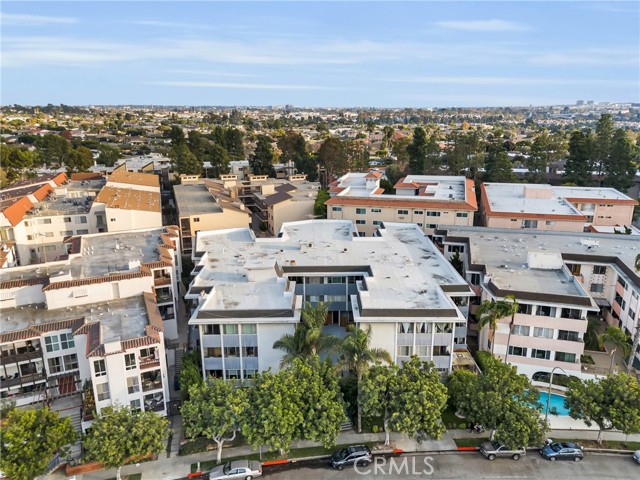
[540,442,584,461]
[330,445,372,470]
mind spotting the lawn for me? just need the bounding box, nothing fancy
[569,439,640,451]
[190,442,378,473]
[106,475,142,480]
[441,405,467,430]
[454,437,488,448]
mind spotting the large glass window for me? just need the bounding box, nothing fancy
[533,327,554,339]
[397,323,414,334]
[243,346,258,357]
[45,335,60,353]
[511,325,530,336]
[125,353,136,370]
[206,347,222,357]
[517,303,534,315]
[355,208,366,215]
[531,349,550,360]
[60,333,74,349]
[203,325,220,335]
[48,357,62,374]
[241,324,257,334]
[558,330,580,342]
[508,346,527,357]
[224,347,240,357]
[590,283,604,293]
[538,306,556,317]
[96,382,110,401]
[63,354,78,370]
[223,325,238,335]
[127,376,140,394]
[593,265,607,275]
[555,352,576,363]
[397,346,412,357]
[435,323,452,333]
[94,359,106,377]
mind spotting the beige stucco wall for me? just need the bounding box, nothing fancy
[484,215,585,232]
[105,207,162,233]
[271,199,315,235]
[186,209,250,237]
[591,204,634,226]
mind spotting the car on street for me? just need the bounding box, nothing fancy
[330,445,373,470]
[633,450,640,464]
[209,460,262,480]
[479,441,526,460]
[540,441,584,462]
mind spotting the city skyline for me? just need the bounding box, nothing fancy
[1,1,639,107]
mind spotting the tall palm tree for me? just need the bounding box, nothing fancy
[335,325,392,433]
[501,295,519,363]
[598,326,631,372]
[475,296,517,357]
[273,302,339,367]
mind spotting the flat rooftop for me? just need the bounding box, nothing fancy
[191,220,469,318]
[398,175,468,201]
[441,225,640,299]
[482,183,584,217]
[28,180,105,218]
[552,186,636,202]
[1,295,149,343]
[0,228,167,284]
[174,183,223,216]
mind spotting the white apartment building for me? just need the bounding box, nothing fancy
[0,227,181,424]
[326,173,476,237]
[186,220,474,380]
[437,226,640,379]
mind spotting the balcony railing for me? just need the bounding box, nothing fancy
[142,379,163,392]
[0,349,43,366]
[154,276,172,287]
[139,358,161,370]
[0,372,46,389]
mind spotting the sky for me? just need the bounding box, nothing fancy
[1,1,639,108]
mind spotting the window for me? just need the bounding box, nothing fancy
[193,217,200,222]
[73,289,88,298]
[331,207,342,212]
[435,323,452,333]
[433,346,449,356]
[355,208,366,215]
[355,219,366,225]
[511,325,530,336]
[64,217,71,223]
[534,327,553,339]
[39,218,52,225]
[558,330,580,342]
[590,283,604,293]
[531,349,551,360]
[75,216,88,224]
[60,230,73,236]
[94,359,106,377]
[63,354,78,370]
[127,376,140,394]
[44,232,54,238]
[426,211,441,217]
[76,229,89,235]
[538,306,556,317]
[416,345,431,356]
[617,277,627,290]
[96,382,110,401]
[426,224,437,229]
[456,212,468,218]
[27,235,34,241]
[226,370,240,380]
[545,221,556,226]
[244,369,257,379]
[517,303,534,315]
[371,208,382,213]
[241,324,257,334]
[397,346,412,357]
[206,347,222,357]
[243,346,258,357]
[555,352,576,363]
[224,347,240,357]
[397,210,409,215]
[416,222,423,227]
[60,333,74,349]
[130,399,141,412]
[48,357,62,374]
[508,346,527,357]
[397,323,414,333]
[469,273,481,285]
[629,308,636,320]
[223,325,238,335]
[447,245,464,253]
[203,325,220,335]
[521,220,538,229]
[125,353,136,370]
[593,265,606,275]
[372,220,382,226]
[45,335,60,352]
[414,210,423,215]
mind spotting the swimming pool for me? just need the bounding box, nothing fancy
[537,391,570,416]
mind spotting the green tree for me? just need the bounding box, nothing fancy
[250,135,277,176]
[360,357,447,445]
[83,405,169,480]
[343,139,369,171]
[314,189,330,218]
[273,302,338,366]
[97,144,122,167]
[391,136,411,168]
[598,326,631,369]
[225,128,245,161]
[476,296,518,356]
[0,407,76,480]
[594,113,614,184]
[335,325,392,433]
[168,125,186,145]
[484,143,516,182]
[453,355,547,448]
[179,350,204,401]
[407,127,428,174]
[206,143,230,177]
[604,129,637,192]
[171,143,202,176]
[317,137,347,178]
[35,134,70,166]
[66,145,93,173]
[565,372,640,444]
[181,378,246,463]
[445,369,476,413]
[526,130,566,183]
[563,130,595,186]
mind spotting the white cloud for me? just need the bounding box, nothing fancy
[0,13,77,26]
[380,76,638,87]
[436,19,529,32]
[165,69,259,78]
[148,80,333,91]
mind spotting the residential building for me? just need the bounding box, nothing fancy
[186,220,474,381]
[326,173,477,236]
[174,179,251,254]
[436,226,640,379]
[480,183,638,232]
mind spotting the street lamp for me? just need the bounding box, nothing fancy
[544,366,567,423]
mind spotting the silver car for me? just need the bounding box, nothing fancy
[209,460,262,480]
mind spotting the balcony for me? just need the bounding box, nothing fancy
[139,357,161,370]
[154,276,172,287]
[141,370,162,392]
[144,392,164,412]
[0,349,43,366]
[155,289,174,304]
[1,372,46,389]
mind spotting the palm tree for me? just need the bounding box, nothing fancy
[501,295,519,363]
[335,325,392,433]
[598,326,631,372]
[475,296,517,357]
[273,302,339,367]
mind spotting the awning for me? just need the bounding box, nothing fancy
[594,298,610,308]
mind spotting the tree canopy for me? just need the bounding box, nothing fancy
[250,135,277,175]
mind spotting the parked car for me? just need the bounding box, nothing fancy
[209,460,262,480]
[330,445,373,470]
[540,441,584,461]
[479,441,526,460]
[633,450,640,464]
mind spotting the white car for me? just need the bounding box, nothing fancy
[209,460,262,480]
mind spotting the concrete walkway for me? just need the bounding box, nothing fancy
[48,427,640,480]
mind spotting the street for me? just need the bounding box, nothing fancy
[260,453,639,479]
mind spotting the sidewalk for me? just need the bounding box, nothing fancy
[49,428,640,480]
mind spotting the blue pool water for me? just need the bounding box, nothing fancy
[537,391,570,416]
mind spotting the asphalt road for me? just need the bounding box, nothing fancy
[259,452,639,479]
